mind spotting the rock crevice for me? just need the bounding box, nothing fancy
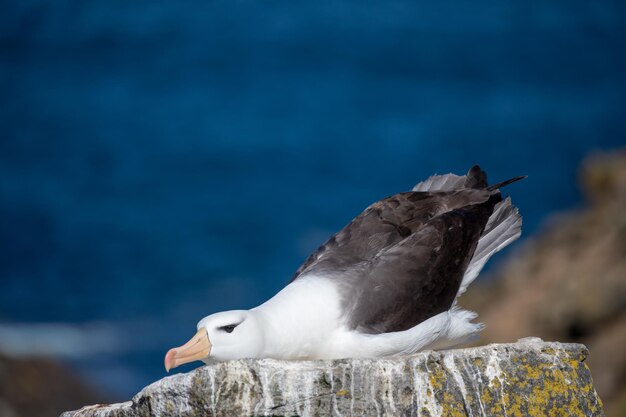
[62,339,604,417]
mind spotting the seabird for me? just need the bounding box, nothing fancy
[164,166,524,371]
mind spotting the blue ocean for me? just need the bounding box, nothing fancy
[1,0,625,397]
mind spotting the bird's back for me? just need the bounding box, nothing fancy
[290,166,523,334]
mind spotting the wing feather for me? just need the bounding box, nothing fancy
[291,189,492,280]
[343,198,496,333]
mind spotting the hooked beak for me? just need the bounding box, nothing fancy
[164,328,211,372]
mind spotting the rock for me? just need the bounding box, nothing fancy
[461,148,626,417]
[61,340,604,417]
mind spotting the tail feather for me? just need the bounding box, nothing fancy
[487,175,527,191]
[456,197,522,297]
[413,165,525,193]
[425,307,484,351]
[412,173,466,192]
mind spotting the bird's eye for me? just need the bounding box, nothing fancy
[219,324,237,333]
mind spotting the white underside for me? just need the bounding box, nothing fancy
[252,275,482,360]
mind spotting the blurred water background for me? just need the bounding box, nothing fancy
[1,0,625,408]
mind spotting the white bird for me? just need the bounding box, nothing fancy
[164,166,524,371]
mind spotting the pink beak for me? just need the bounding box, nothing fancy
[164,328,212,372]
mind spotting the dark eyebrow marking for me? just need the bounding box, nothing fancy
[218,323,240,333]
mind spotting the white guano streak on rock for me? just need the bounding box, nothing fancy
[380,361,399,416]
[297,364,315,416]
[237,363,254,416]
[258,363,275,413]
[349,362,356,416]
[275,364,290,413]
[485,349,504,388]
[213,365,228,414]
[467,356,487,416]
[383,361,395,416]
[351,360,380,417]
[206,365,218,416]
[444,355,471,417]
[328,367,344,417]
[269,360,316,416]
[416,354,442,417]
[369,370,381,417]
[486,348,507,414]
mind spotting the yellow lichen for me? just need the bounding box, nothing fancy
[496,356,596,417]
[440,391,466,417]
[471,357,485,367]
[428,365,445,392]
[480,388,492,404]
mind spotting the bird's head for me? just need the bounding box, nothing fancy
[164,310,265,371]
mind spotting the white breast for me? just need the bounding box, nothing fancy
[253,275,345,359]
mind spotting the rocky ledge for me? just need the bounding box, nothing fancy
[62,339,603,417]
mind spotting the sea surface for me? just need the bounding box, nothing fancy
[1,0,625,397]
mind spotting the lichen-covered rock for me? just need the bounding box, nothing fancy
[61,339,604,417]
[462,149,626,417]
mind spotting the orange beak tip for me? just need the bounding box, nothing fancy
[163,329,211,372]
[164,349,176,372]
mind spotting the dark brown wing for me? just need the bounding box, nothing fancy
[342,196,498,333]
[291,165,491,281]
[288,165,523,334]
[290,188,492,281]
